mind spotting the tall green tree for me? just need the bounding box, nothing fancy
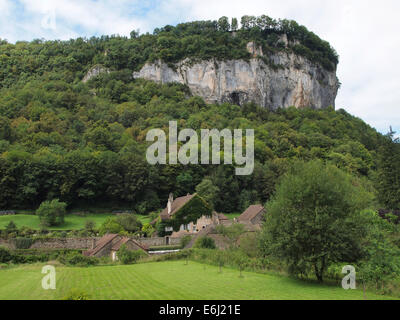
[36,199,67,227]
[260,160,372,282]
[377,129,400,210]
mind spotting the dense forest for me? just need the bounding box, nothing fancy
[0,16,397,215]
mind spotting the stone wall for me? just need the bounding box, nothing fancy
[1,236,181,250]
[30,238,100,250]
[17,238,99,250]
[137,237,181,247]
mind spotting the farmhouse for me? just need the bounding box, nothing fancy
[237,204,266,225]
[83,234,148,261]
[151,193,220,237]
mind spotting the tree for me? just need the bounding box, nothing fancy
[99,217,124,235]
[195,178,219,209]
[5,221,17,233]
[357,211,400,296]
[260,160,372,282]
[231,18,238,31]
[217,17,230,32]
[36,199,67,227]
[377,129,400,210]
[116,213,142,233]
[142,223,155,237]
[84,220,96,233]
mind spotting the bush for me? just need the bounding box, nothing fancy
[0,247,12,263]
[13,237,34,249]
[58,252,99,267]
[84,220,96,233]
[99,217,124,236]
[117,244,146,264]
[116,214,142,233]
[36,199,67,227]
[194,236,216,249]
[180,235,193,248]
[63,288,91,300]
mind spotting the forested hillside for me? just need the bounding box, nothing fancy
[0,16,389,213]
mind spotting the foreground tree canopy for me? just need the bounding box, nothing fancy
[260,161,372,282]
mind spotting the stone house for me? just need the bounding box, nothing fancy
[83,234,148,261]
[237,205,266,225]
[152,193,222,238]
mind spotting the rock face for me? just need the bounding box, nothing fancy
[133,43,339,110]
[83,65,110,83]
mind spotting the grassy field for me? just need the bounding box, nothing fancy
[0,214,151,230]
[223,213,241,220]
[0,261,394,300]
[0,212,239,231]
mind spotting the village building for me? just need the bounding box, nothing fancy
[83,234,148,261]
[237,204,266,225]
[151,193,227,238]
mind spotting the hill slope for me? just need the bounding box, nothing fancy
[0,17,384,213]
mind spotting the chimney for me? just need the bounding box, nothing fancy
[167,193,173,215]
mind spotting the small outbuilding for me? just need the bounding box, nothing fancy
[83,234,148,261]
[237,205,266,225]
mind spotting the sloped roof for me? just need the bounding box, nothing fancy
[238,205,265,222]
[84,234,119,257]
[111,237,148,251]
[159,194,195,221]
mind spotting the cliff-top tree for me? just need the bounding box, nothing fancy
[259,160,372,282]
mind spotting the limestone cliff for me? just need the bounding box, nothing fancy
[83,65,110,83]
[132,43,339,110]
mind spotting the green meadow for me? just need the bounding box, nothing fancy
[0,261,394,300]
[0,214,151,230]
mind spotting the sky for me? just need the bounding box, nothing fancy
[0,0,399,135]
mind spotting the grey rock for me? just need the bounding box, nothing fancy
[82,65,110,83]
[133,43,339,110]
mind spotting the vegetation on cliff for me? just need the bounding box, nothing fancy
[0,17,397,217]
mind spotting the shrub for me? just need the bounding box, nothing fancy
[13,237,34,249]
[58,252,99,267]
[180,235,192,248]
[5,221,17,233]
[63,288,91,300]
[117,244,146,265]
[116,214,142,233]
[0,247,12,263]
[194,236,216,249]
[84,220,96,233]
[99,217,124,236]
[36,199,67,227]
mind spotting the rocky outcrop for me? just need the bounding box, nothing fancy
[133,43,339,110]
[83,65,110,83]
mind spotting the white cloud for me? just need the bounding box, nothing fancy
[0,0,399,134]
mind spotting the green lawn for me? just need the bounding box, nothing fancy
[0,214,151,230]
[0,261,394,300]
[224,213,241,220]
